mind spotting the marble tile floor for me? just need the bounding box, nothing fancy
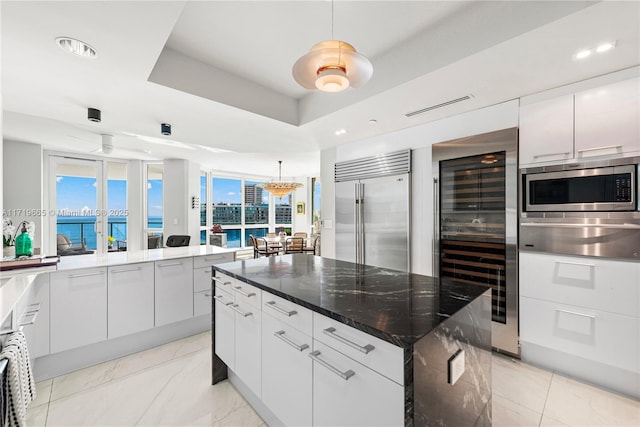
[26,332,639,426]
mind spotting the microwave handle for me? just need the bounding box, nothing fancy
[521,223,640,229]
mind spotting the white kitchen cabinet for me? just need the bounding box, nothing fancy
[50,267,107,353]
[19,273,50,359]
[520,252,640,318]
[575,78,640,159]
[154,258,194,326]
[262,311,312,427]
[520,297,639,372]
[193,252,235,269]
[193,266,213,293]
[233,299,262,399]
[214,289,235,369]
[107,262,154,339]
[519,94,574,165]
[194,290,213,317]
[311,340,404,427]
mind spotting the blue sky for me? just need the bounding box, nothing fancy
[57,175,128,213]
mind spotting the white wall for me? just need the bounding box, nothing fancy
[162,159,201,246]
[321,99,519,273]
[3,140,44,251]
[292,177,312,235]
[127,160,144,251]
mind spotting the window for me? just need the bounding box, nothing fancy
[212,177,242,248]
[312,178,321,234]
[200,173,207,244]
[107,162,127,251]
[275,194,292,224]
[244,180,268,225]
[147,163,163,247]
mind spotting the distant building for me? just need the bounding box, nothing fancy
[244,184,264,205]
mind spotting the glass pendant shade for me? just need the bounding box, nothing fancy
[292,40,373,92]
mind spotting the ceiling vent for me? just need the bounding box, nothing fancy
[405,95,473,118]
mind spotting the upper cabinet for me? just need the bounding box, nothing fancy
[520,77,640,167]
[574,78,640,158]
[520,94,574,165]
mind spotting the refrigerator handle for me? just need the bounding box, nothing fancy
[433,177,439,277]
[360,183,365,264]
[355,183,360,264]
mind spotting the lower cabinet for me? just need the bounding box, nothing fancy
[19,273,50,359]
[262,312,312,427]
[234,300,262,398]
[311,340,404,427]
[50,267,107,353]
[214,288,235,369]
[155,258,194,326]
[107,263,154,339]
[194,290,213,317]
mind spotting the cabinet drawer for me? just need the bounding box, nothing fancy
[262,314,312,427]
[262,292,312,336]
[521,296,640,373]
[313,313,404,385]
[194,266,213,293]
[212,271,235,292]
[214,287,234,305]
[519,252,640,317]
[232,280,262,310]
[194,290,213,317]
[311,340,404,427]
[193,252,235,269]
[214,298,235,370]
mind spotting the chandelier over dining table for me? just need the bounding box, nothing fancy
[258,161,303,198]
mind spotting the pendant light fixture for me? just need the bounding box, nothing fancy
[292,0,373,93]
[258,161,303,198]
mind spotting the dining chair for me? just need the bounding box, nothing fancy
[266,232,277,239]
[302,234,320,255]
[254,236,279,257]
[293,232,308,238]
[284,237,304,254]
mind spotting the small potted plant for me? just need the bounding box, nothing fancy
[3,219,16,258]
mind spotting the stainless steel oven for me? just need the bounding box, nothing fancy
[520,156,640,260]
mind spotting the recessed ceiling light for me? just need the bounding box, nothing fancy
[335,129,347,136]
[369,119,377,125]
[575,49,592,60]
[596,41,616,53]
[56,37,97,58]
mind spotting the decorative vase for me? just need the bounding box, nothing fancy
[3,246,16,259]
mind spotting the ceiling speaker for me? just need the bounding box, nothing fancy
[88,107,101,122]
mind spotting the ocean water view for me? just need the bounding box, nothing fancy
[57,216,162,250]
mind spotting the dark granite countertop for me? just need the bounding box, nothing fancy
[213,254,490,348]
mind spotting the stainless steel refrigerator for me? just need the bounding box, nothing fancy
[335,150,410,272]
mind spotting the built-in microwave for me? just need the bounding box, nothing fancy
[523,161,637,212]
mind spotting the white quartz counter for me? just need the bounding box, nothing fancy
[56,245,237,270]
[0,245,237,326]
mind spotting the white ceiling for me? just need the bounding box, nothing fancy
[2,1,639,178]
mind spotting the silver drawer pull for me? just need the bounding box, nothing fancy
[213,295,233,306]
[309,350,354,380]
[204,256,225,262]
[19,311,38,326]
[203,269,211,274]
[25,303,41,313]
[230,304,252,317]
[67,271,105,278]
[265,301,297,317]
[556,308,596,320]
[532,151,571,158]
[204,293,212,297]
[212,276,231,286]
[111,266,142,274]
[577,144,621,153]
[234,286,256,298]
[323,327,375,354]
[157,262,183,268]
[274,330,309,351]
[555,261,595,268]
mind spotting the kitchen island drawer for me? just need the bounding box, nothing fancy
[262,292,313,336]
[232,280,261,310]
[212,272,235,292]
[313,313,404,385]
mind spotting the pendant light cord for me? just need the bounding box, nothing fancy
[331,0,334,40]
[278,160,282,182]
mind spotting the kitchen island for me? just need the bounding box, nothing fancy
[212,255,492,426]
